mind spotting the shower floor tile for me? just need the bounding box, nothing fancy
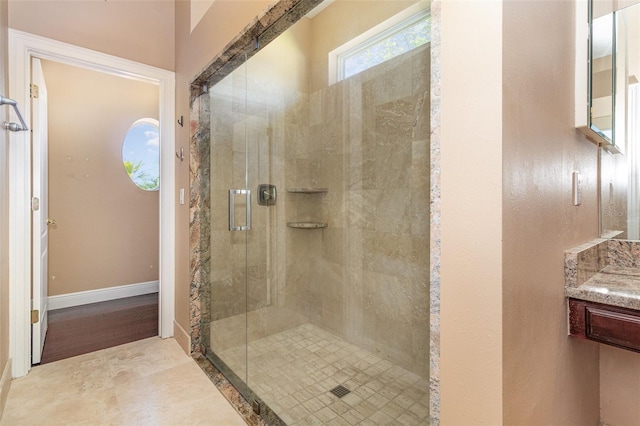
[215,323,429,425]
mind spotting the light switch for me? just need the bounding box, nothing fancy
[572,172,582,206]
[179,188,185,205]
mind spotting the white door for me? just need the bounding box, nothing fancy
[31,57,49,364]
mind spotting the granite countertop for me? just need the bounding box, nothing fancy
[566,265,640,310]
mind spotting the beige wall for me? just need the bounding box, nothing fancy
[43,61,159,295]
[8,0,175,70]
[174,0,272,351]
[439,0,503,423]
[248,18,311,94]
[441,0,602,424]
[0,0,10,418]
[600,345,640,425]
[501,1,601,424]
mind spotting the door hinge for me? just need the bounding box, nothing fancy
[30,83,39,99]
[31,197,40,211]
[31,309,39,324]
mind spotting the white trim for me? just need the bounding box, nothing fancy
[48,281,159,311]
[8,29,176,378]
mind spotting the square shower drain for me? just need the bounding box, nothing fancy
[330,385,351,398]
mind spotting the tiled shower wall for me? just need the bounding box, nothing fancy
[282,45,430,378]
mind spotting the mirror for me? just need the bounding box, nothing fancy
[600,2,640,239]
[590,13,614,144]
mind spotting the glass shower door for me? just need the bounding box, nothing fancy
[207,57,251,397]
[207,53,277,405]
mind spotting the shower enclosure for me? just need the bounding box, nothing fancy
[192,0,430,423]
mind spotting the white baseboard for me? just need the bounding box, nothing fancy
[0,358,12,421]
[48,281,159,311]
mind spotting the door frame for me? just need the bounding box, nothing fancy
[8,29,176,378]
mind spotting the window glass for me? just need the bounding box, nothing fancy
[338,9,430,80]
[122,118,160,191]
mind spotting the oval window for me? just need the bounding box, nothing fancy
[122,118,160,191]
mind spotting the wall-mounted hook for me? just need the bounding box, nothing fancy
[176,147,184,162]
[177,116,184,127]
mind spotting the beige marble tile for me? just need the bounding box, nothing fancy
[115,362,244,426]
[0,338,245,426]
[1,384,122,425]
[215,323,429,425]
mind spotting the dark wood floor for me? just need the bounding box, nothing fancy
[39,293,158,365]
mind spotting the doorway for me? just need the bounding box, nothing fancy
[34,59,161,364]
[8,30,176,378]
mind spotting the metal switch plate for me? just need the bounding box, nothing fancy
[258,184,277,206]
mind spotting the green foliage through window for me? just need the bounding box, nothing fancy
[340,9,430,80]
[122,119,160,191]
[123,160,160,191]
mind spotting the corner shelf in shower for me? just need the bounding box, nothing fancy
[286,187,328,193]
[287,187,328,229]
[287,222,328,229]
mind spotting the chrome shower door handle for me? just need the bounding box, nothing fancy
[228,189,251,231]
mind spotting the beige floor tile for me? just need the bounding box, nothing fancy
[115,362,244,425]
[1,386,123,425]
[215,323,430,424]
[0,338,245,426]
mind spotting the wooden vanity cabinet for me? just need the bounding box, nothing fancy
[569,298,640,353]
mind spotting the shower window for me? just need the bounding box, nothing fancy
[121,118,160,191]
[331,6,430,83]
